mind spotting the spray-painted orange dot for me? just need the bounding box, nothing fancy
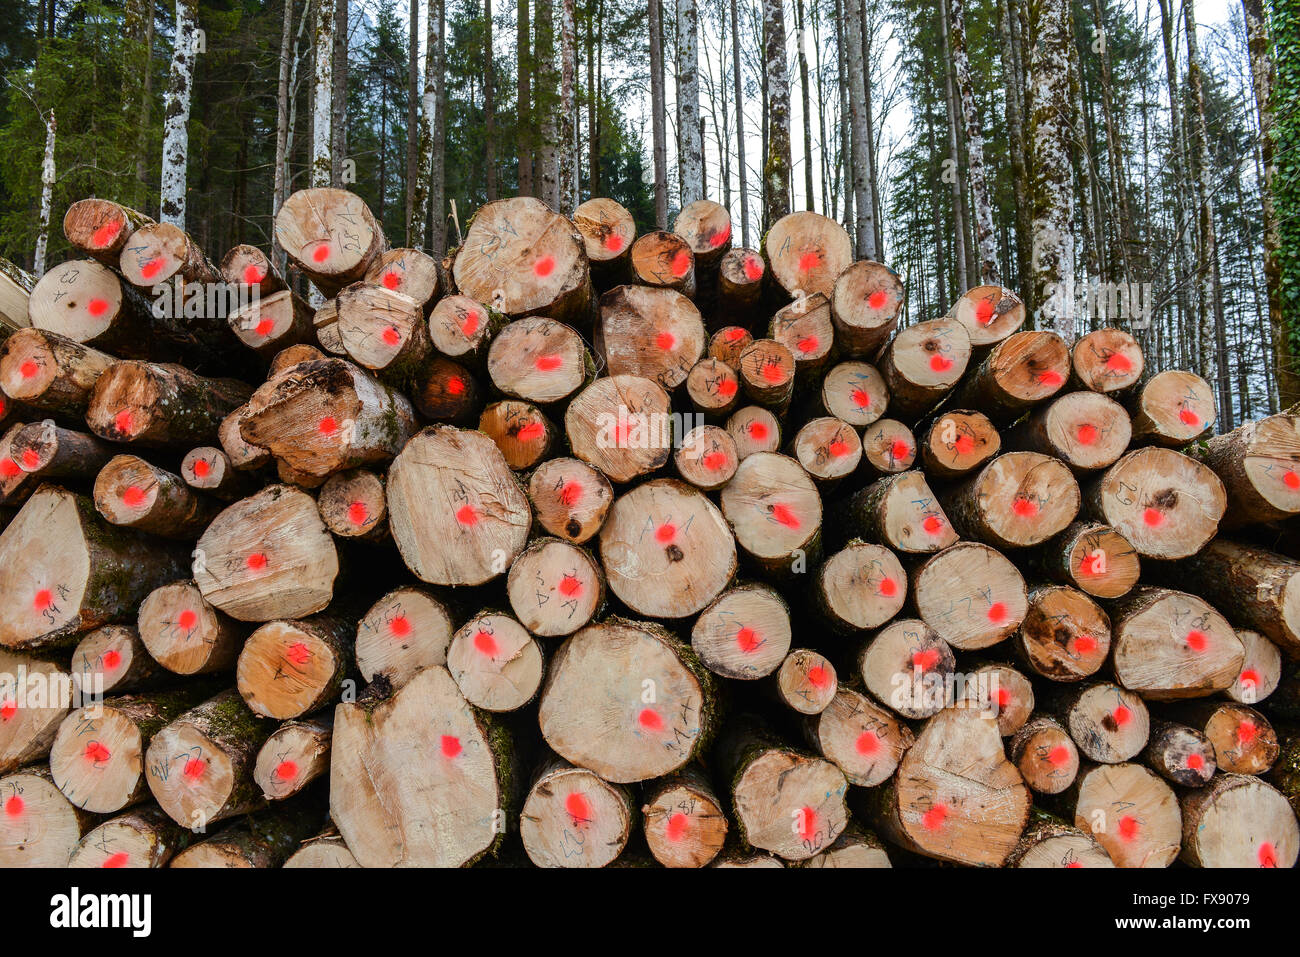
[717,378,737,398]
[1240,668,1260,689]
[1112,705,1132,727]
[318,416,338,435]
[725,327,747,342]
[446,376,465,396]
[855,731,880,756]
[709,225,732,248]
[140,258,164,280]
[671,250,691,277]
[851,388,871,408]
[665,812,690,841]
[1284,470,1300,490]
[797,806,818,841]
[285,642,311,665]
[558,575,582,597]
[655,523,677,544]
[517,421,544,442]
[1237,720,1258,745]
[1065,860,1083,868]
[807,665,830,688]
[114,409,133,434]
[923,515,943,534]
[33,589,53,611]
[996,687,1012,709]
[254,318,274,338]
[912,648,939,671]
[604,232,625,253]
[930,354,953,373]
[565,792,592,823]
[987,602,1007,624]
[559,481,582,507]
[389,615,411,638]
[743,257,763,281]
[761,361,786,383]
[19,360,39,378]
[4,796,22,816]
[656,331,676,351]
[798,251,822,272]
[0,458,19,479]
[1106,352,1132,372]
[243,264,266,285]
[533,255,555,277]
[381,271,402,290]
[440,735,461,758]
[473,630,499,657]
[1142,507,1164,527]
[1077,424,1099,445]
[16,448,36,470]
[102,852,130,868]
[460,311,479,337]
[890,440,911,461]
[736,626,761,653]
[796,336,819,354]
[192,458,211,478]
[975,299,995,325]
[246,553,268,571]
[456,503,478,526]
[0,700,15,721]
[1186,753,1205,771]
[534,353,562,374]
[828,438,850,458]
[102,650,121,670]
[382,326,402,346]
[347,501,369,525]
[91,220,122,247]
[183,758,205,781]
[1117,816,1139,841]
[177,609,198,630]
[1179,409,1201,427]
[1186,629,1208,652]
[922,804,948,831]
[748,421,769,440]
[1038,369,1063,387]
[954,433,974,454]
[638,708,664,732]
[1048,745,1071,767]
[122,486,146,508]
[311,243,331,263]
[275,760,298,782]
[84,741,111,763]
[1012,498,1038,518]
[1073,634,1098,655]
[1259,842,1278,867]
[868,290,889,310]
[879,577,898,598]
[702,451,728,471]
[771,503,800,528]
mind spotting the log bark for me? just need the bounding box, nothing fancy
[93,454,221,539]
[253,716,332,800]
[0,328,115,417]
[86,360,253,448]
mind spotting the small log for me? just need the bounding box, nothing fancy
[1226,629,1282,705]
[1082,447,1226,559]
[0,766,93,866]
[354,586,454,687]
[1143,720,1217,787]
[447,612,545,712]
[860,418,916,475]
[0,649,73,773]
[253,716,332,800]
[572,197,636,282]
[818,360,888,428]
[816,541,907,633]
[864,706,1031,866]
[690,582,792,679]
[1127,369,1216,446]
[170,800,325,868]
[236,613,355,719]
[520,755,635,868]
[239,357,417,480]
[774,648,838,715]
[641,764,729,868]
[791,416,862,484]
[1004,809,1113,868]
[525,456,613,544]
[674,199,732,268]
[1196,413,1300,527]
[506,537,604,636]
[67,806,188,868]
[538,618,715,783]
[363,247,442,309]
[804,687,914,788]
[717,249,765,319]
[274,187,387,297]
[1180,774,1298,867]
[719,452,821,579]
[480,399,558,470]
[117,221,219,288]
[913,542,1028,650]
[957,663,1036,737]
[947,284,1026,347]
[917,409,1001,480]
[317,468,388,541]
[335,282,430,382]
[726,405,781,459]
[180,446,256,500]
[598,285,705,390]
[1015,584,1112,681]
[1031,520,1140,599]
[565,374,673,482]
[737,338,796,410]
[284,830,360,868]
[1067,762,1181,868]
[386,425,531,586]
[63,198,154,266]
[601,477,737,617]
[630,230,696,296]
[312,298,344,354]
[1047,682,1150,763]
[1004,390,1132,472]
[12,420,114,483]
[1009,716,1080,795]
[718,718,849,860]
[949,328,1071,422]
[93,454,222,539]
[762,211,853,300]
[218,243,288,297]
[0,328,115,417]
[219,403,271,471]
[428,294,499,364]
[708,325,753,366]
[27,259,153,357]
[830,260,904,357]
[412,356,481,423]
[487,315,591,404]
[1169,701,1279,775]
[1071,327,1144,393]
[452,196,592,322]
[86,360,253,447]
[71,624,164,696]
[193,484,340,621]
[0,422,37,505]
[227,288,315,358]
[137,580,247,675]
[683,357,741,418]
[876,317,972,420]
[0,485,188,652]
[331,665,511,867]
[144,689,273,829]
[833,469,958,554]
[858,617,956,718]
[1108,586,1243,700]
[769,293,835,378]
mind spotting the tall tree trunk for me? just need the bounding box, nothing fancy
[1001,0,1031,295]
[587,0,598,195]
[1068,27,1100,309]
[861,0,882,256]
[406,0,419,242]
[762,0,791,227]
[1026,0,1076,340]
[731,0,750,246]
[485,0,499,201]
[1091,0,1136,285]
[949,0,998,283]
[937,0,969,293]
[843,0,876,258]
[649,0,669,226]
[677,0,704,205]
[330,0,347,186]
[537,0,559,207]
[34,110,55,279]
[273,0,296,270]
[1157,0,1196,358]
[160,0,199,226]
[557,0,575,210]
[811,0,829,214]
[1243,0,1290,406]
[425,0,447,255]
[835,0,853,236]
[309,0,334,188]
[135,0,155,208]
[795,0,814,210]
[517,0,533,196]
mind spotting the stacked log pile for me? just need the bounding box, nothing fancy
[0,189,1296,869]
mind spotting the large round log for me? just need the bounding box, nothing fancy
[948,328,1070,422]
[1196,413,1300,528]
[1067,762,1181,868]
[1179,774,1298,867]
[762,211,852,300]
[830,260,903,358]
[913,542,1028,650]
[948,284,1026,347]
[274,188,387,297]
[941,451,1081,549]
[876,317,972,420]
[354,586,454,688]
[1127,369,1216,446]
[690,583,792,679]
[1108,586,1244,700]
[519,755,635,868]
[86,360,253,448]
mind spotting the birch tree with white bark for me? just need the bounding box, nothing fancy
[34,109,55,278]
[677,0,704,205]
[559,0,578,212]
[649,0,669,226]
[762,0,791,226]
[949,0,999,283]
[416,0,445,253]
[842,0,876,259]
[160,0,200,226]
[310,0,334,187]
